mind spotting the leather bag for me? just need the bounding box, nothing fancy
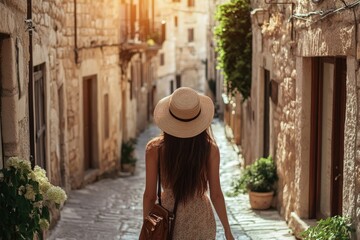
[139,149,178,240]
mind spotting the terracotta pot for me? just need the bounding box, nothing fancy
[248,191,274,210]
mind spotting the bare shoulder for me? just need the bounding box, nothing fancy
[146,136,163,153]
[209,140,219,155]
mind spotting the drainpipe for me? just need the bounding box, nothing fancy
[74,0,79,64]
[26,0,35,168]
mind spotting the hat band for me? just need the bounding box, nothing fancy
[169,109,201,122]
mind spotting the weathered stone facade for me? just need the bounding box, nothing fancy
[58,0,124,189]
[243,0,360,238]
[156,0,210,101]
[0,0,71,191]
[0,0,160,192]
[0,1,30,164]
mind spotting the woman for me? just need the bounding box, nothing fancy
[143,87,234,240]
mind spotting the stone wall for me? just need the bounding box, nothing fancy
[248,3,297,220]
[356,69,360,239]
[295,2,360,238]
[62,0,123,189]
[156,0,209,100]
[0,1,31,161]
[32,0,70,189]
[262,9,297,219]
[0,0,73,190]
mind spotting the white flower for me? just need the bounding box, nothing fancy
[45,186,67,205]
[39,219,49,230]
[18,185,26,196]
[34,166,47,178]
[24,184,36,201]
[5,157,31,172]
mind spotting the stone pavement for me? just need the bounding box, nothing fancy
[48,119,296,240]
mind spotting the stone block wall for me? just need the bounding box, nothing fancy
[0,1,31,160]
[61,0,123,189]
[261,8,297,220]
[32,0,70,190]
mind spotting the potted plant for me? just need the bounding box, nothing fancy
[232,156,278,210]
[0,157,67,240]
[301,215,354,240]
[120,138,138,175]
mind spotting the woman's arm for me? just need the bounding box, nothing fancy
[208,143,234,240]
[142,142,158,219]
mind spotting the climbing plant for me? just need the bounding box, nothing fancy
[214,0,252,99]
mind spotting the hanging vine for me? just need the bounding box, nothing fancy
[214,0,252,99]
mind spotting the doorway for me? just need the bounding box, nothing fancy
[83,75,98,171]
[58,85,66,187]
[263,69,270,157]
[310,57,346,219]
[0,36,5,169]
[34,64,47,170]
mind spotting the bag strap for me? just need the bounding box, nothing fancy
[157,147,179,212]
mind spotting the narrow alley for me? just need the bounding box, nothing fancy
[48,120,295,240]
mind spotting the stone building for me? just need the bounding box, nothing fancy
[57,0,161,189]
[0,0,71,191]
[155,0,210,101]
[0,0,161,191]
[243,0,360,238]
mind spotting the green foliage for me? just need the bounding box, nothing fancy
[214,0,252,99]
[121,138,138,165]
[301,215,354,240]
[0,157,67,240]
[232,156,278,195]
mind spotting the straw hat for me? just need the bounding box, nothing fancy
[154,87,214,138]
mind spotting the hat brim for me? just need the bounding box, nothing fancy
[154,95,214,138]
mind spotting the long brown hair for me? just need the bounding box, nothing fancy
[160,128,213,204]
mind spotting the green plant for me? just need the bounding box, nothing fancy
[121,138,138,165]
[0,157,67,240]
[232,156,278,195]
[301,215,354,240]
[214,0,252,99]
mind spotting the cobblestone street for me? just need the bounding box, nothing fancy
[48,119,296,240]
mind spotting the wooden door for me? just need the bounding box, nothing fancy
[83,76,98,171]
[34,65,46,170]
[263,69,270,157]
[0,81,2,169]
[0,40,2,169]
[310,57,346,219]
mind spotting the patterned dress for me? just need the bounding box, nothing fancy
[161,186,216,239]
[147,138,217,239]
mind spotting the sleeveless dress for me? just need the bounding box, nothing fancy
[147,138,216,239]
[161,185,216,239]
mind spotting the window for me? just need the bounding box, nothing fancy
[104,94,109,139]
[174,16,178,27]
[188,28,194,42]
[160,53,165,66]
[188,0,195,7]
